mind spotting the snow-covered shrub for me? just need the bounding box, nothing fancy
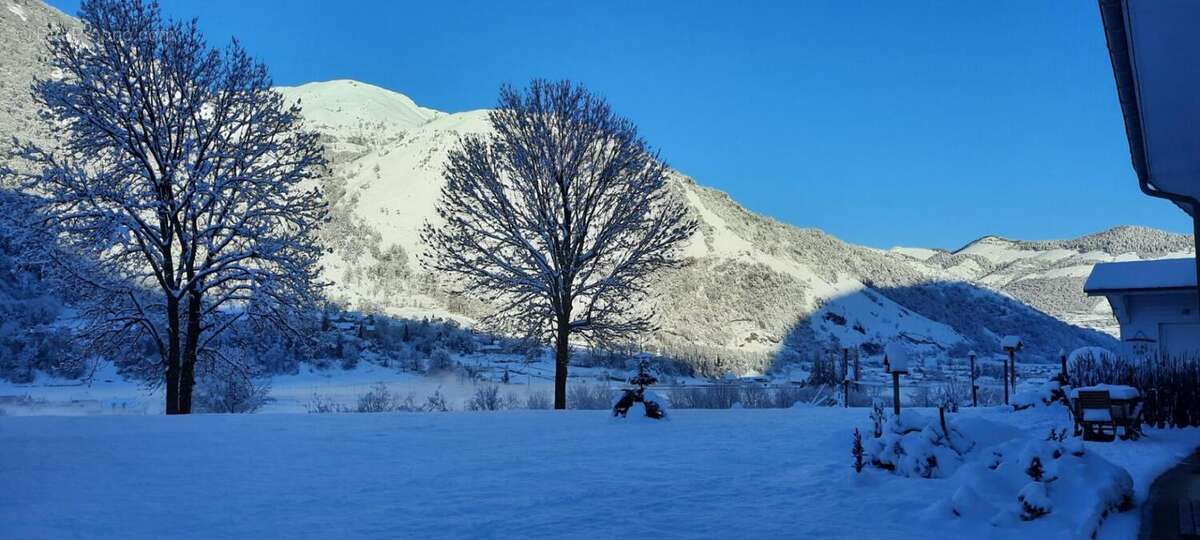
[357,383,395,413]
[739,385,773,408]
[339,343,361,370]
[503,392,524,409]
[864,410,974,479]
[455,363,486,385]
[426,348,455,373]
[667,384,739,409]
[936,436,1133,537]
[934,379,969,412]
[1017,481,1051,521]
[355,383,417,413]
[911,384,936,408]
[772,385,811,408]
[424,389,451,412]
[1011,379,1065,411]
[466,384,505,411]
[193,370,272,414]
[870,400,886,438]
[525,391,552,410]
[305,394,345,414]
[568,384,616,410]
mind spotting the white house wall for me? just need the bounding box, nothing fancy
[1108,291,1200,359]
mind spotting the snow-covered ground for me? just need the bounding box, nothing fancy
[2,399,1198,539]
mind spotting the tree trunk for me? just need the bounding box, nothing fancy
[553,317,570,410]
[178,290,203,415]
[165,295,181,415]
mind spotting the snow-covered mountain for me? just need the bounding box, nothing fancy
[899,227,1194,336]
[2,1,1192,374]
[270,79,1190,368]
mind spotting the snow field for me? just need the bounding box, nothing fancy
[3,403,1199,539]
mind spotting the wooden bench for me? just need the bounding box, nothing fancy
[1076,390,1117,441]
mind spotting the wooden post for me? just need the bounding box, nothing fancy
[1059,350,1068,384]
[1008,349,1017,395]
[892,371,902,415]
[842,348,850,408]
[1003,353,1010,406]
[853,349,860,381]
[969,353,977,407]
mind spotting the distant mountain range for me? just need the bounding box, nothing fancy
[271,79,1192,368]
[3,1,1194,373]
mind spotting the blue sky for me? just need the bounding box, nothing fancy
[48,0,1192,249]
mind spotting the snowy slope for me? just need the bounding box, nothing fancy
[280,80,1127,366]
[275,79,443,131]
[932,227,1195,334]
[0,1,1179,372]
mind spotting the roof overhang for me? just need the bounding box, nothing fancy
[1098,0,1200,215]
[1085,286,1196,297]
[1084,258,1198,296]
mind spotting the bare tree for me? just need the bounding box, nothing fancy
[3,0,326,414]
[422,80,697,409]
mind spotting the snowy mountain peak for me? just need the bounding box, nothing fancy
[276,79,445,131]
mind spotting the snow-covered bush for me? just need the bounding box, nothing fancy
[773,384,817,408]
[193,369,272,414]
[738,385,773,408]
[664,384,833,409]
[356,383,417,413]
[305,394,345,414]
[864,410,974,479]
[667,384,739,409]
[568,384,616,410]
[934,379,970,412]
[870,400,886,437]
[426,348,455,373]
[1011,379,1065,411]
[525,391,552,410]
[357,383,396,413]
[935,435,1133,538]
[424,389,451,412]
[466,384,505,411]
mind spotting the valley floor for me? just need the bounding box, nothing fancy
[2,405,1198,539]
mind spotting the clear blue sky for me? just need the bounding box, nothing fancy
[47,0,1193,250]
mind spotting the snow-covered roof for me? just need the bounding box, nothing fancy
[884,342,909,373]
[1084,258,1197,294]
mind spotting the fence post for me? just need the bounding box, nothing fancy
[969,352,978,407]
[842,348,850,408]
[892,371,902,415]
[1003,353,1010,406]
[1009,349,1017,392]
[1059,349,1068,384]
